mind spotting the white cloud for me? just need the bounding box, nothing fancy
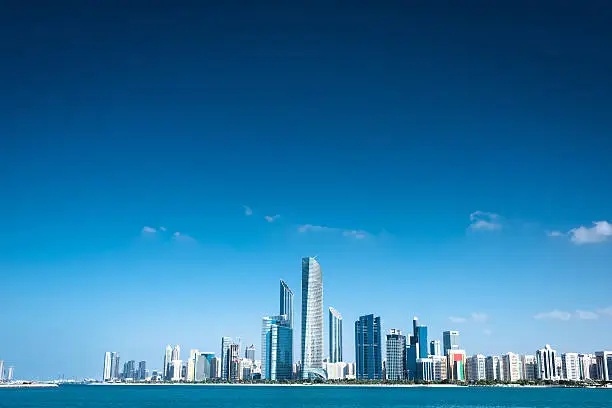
[142,226,157,233]
[568,221,612,244]
[159,226,167,232]
[343,230,368,239]
[483,329,493,336]
[547,230,564,237]
[449,316,467,323]
[575,310,599,320]
[264,215,280,223]
[243,205,253,216]
[597,306,612,317]
[298,224,332,233]
[172,231,196,242]
[534,310,571,321]
[471,312,489,323]
[469,211,502,231]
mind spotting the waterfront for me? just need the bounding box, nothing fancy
[0,385,611,408]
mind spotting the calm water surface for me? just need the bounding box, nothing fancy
[0,385,611,408]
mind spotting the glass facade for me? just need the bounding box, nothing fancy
[280,280,294,329]
[220,337,232,381]
[355,314,382,380]
[385,329,406,380]
[329,307,343,363]
[262,315,293,380]
[301,257,323,379]
[416,326,428,358]
[195,352,214,381]
[443,330,460,356]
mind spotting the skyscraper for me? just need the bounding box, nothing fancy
[172,345,181,361]
[416,325,428,359]
[280,280,294,329]
[163,345,172,380]
[195,352,215,381]
[221,337,232,380]
[385,329,406,380]
[6,367,14,382]
[103,352,112,381]
[536,344,559,380]
[443,330,460,356]
[329,307,343,363]
[595,351,611,381]
[355,314,382,380]
[301,256,323,379]
[0,360,4,382]
[138,361,147,381]
[228,343,241,382]
[430,340,441,356]
[245,345,256,362]
[110,352,120,380]
[261,315,293,380]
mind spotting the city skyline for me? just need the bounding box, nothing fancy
[2,1,612,380]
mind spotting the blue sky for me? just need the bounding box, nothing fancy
[1,1,611,380]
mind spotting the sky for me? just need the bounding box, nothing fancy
[1,1,611,380]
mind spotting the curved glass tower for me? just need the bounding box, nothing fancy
[300,257,323,379]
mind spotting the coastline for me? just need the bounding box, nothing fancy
[0,383,59,389]
[87,382,611,388]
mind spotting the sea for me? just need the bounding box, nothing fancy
[0,385,611,408]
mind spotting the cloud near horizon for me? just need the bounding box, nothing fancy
[469,211,502,231]
[264,215,280,223]
[298,224,369,239]
[142,226,157,233]
[448,312,488,324]
[533,308,611,321]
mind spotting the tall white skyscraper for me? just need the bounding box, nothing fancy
[536,344,559,380]
[110,352,120,380]
[467,354,486,381]
[103,352,112,381]
[0,360,4,382]
[163,345,172,380]
[562,352,580,381]
[301,256,323,379]
[6,367,14,381]
[172,345,181,361]
[503,352,521,382]
[329,307,343,363]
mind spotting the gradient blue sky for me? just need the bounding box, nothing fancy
[1,1,611,380]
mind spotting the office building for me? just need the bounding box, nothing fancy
[103,352,112,381]
[406,339,417,379]
[536,344,559,380]
[172,345,181,361]
[123,360,136,380]
[221,337,233,380]
[467,354,486,381]
[186,349,198,382]
[447,349,467,381]
[210,356,221,379]
[163,345,172,380]
[521,355,537,380]
[324,361,348,379]
[194,352,215,381]
[0,360,4,382]
[562,353,579,381]
[443,331,459,356]
[432,355,447,381]
[416,358,434,381]
[430,340,441,357]
[138,361,146,381]
[301,257,324,379]
[355,314,382,380]
[415,324,428,359]
[385,329,406,380]
[228,343,241,382]
[595,351,612,381]
[170,360,182,381]
[329,307,343,363]
[280,280,294,329]
[245,345,256,362]
[261,314,293,380]
[110,352,120,380]
[6,367,14,382]
[503,352,521,382]
[578,354,596,380]
[485,356,502,381]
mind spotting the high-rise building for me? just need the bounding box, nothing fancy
[172,345,181,361]
[196,352,215,381]
[0,360,4,382]
[430,340,441,357]
[123,360,136,380]
[163,345,172,380]
[7,367,14,382]
[503,352,521,382]
[442,331,459,356]
[536,344,559,381]
[245,345,256,362]
[562,353,579,381]
[103,352,112,381]
[280,280,294,329]
[170,360,182,381]
[210,356,221,379]
[467,355,486,381]
[329,307,343,363]
[187,349,199,382]
[221,337,233,380]
[228,343,241,382]
[485,356,502,381]
[385,329,406,380]
[432,356,447,381]
[521,355,537,380]
[355,314,382,380]
[595,351,612,381]
[578,354,596,380]
[239,358,253,380]
[138,361,146,381]
[416,358,434,381]
[110,352,120,380]
[261,315,293,380]
[447,349,467,381]
[300,257,324,379]
[415,324,428,359]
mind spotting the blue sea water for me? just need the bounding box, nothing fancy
[0,385,611,408]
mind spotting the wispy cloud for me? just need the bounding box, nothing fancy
[575,310,599,320]
[264,215,280,223]
[159,226,167,232]
[469,211,502,231]
[471,312,489,323]
[343,230,368,239]
[534,310,571,321]
[243,205,253,216]
[172,231,196,242]
[547,230,564,237]
[597,306,612,317]
[568,221,612,244]
[298,224,332,233]
[449,316,467,323]
[142,226,157,233]
[483,329,493,336]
